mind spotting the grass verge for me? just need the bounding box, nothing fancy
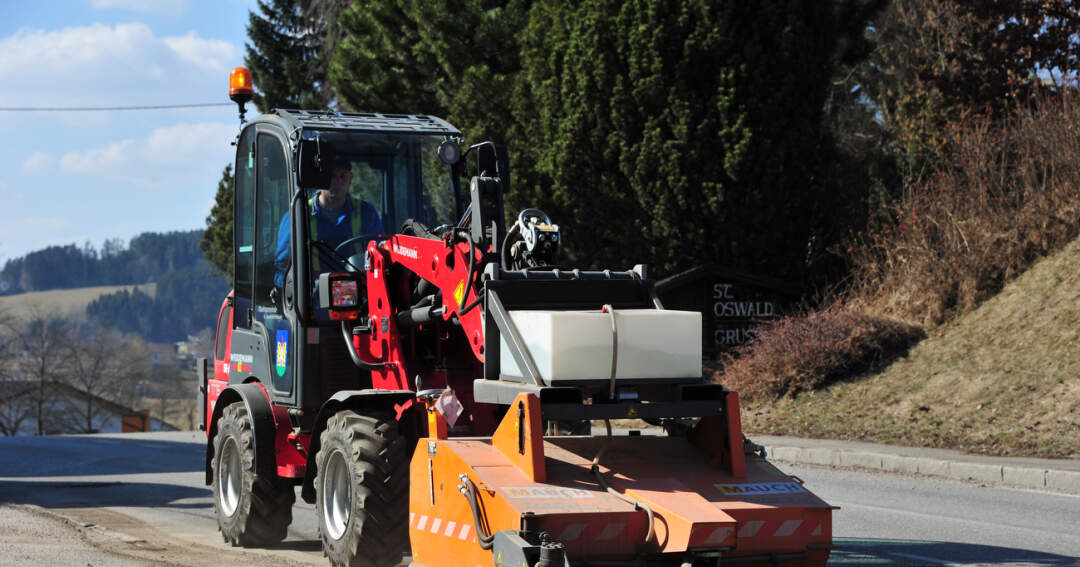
[735,236,1080,458]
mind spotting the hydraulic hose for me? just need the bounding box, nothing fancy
[457,230,479,316]
[592,421,655,546]
[340,321,387,371]
[396,305,444,328]
[603,304,618,400]
[458,474,494,549]
[500,220,520,271]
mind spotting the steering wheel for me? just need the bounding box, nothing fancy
[334,234,378,256]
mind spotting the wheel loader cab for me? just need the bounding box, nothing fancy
[294,131,464,271]
[227,111,464,411]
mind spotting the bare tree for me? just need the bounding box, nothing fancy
[0,387,35,436]
[0,310,36,436]
[6,308,71,435]
[62,326,129,433]
[149,357,185,427]
[112,334,152,414]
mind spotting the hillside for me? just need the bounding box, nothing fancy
[0,284,157,319]
[741,235,1080,459]
[0,231,204,295]
[0,231,227,342]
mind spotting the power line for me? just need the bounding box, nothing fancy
[0,103,234,112]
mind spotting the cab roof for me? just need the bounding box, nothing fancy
[256,109,461,137]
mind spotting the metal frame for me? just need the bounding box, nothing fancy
[270,109,461,136]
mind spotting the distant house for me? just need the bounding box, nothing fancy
[0,380,176,436]
[150,337,210,368]
[175,333,213,366]
[146,342,177,366]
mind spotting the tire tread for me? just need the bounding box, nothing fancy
[212,403,294,547]
[316,410,408,567]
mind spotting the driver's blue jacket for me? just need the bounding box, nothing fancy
[274,192,384,286]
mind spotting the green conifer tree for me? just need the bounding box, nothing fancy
[510,1,875,279]
[245,0,330,111]
[200,165,234,283]
[329,0,529,148]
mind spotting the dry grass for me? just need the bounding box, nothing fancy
[0,284,156,319]
[739,235,1080,458]
[719,308,924,400]
[725,95,1080,458]
[848,94,1080,326]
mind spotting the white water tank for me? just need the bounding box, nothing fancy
[498,309,702,384]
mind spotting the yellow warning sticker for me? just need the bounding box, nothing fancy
[626,407,638,418]
[453,280,465,306]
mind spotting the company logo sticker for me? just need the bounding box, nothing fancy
[392,243,419,259]
[275,330,289,377]
[714,482,808,496]
[230,353,253,373]
[502,486,595,500]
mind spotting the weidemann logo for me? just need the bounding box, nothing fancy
[392,244,419,259]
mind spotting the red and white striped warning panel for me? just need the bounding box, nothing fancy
[736,519,823,539]
[411,512,821,551]
[410,512,477,543]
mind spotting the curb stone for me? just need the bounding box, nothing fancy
[1047,470,1080,493]
[949,461,1003,484]
[758,440,1080,496]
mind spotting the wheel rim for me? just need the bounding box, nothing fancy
[218,436,242,517]
[321,449,352,541]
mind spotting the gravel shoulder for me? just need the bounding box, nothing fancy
[0,503,321,567]
[0,504,165,567]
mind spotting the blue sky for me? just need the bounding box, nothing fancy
[0,0,259,264]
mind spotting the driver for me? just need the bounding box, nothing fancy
[274,160,384,286]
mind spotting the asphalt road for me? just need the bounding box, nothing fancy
[0,431,1077,566]
[786,463,1080,565]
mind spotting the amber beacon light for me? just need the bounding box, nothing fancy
[229,67,254,124]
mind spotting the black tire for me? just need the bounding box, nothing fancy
[315,409,409,567]
[211,402,294,546]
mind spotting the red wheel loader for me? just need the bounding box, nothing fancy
[198,67,833,567]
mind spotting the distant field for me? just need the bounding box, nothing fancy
[0,284,157,319]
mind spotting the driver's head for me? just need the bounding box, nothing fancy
[322,161,352,210]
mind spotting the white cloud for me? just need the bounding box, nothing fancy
[60,140,135,173]
[90,0,188,16]
[145,122,239,159]
[163,31,235,71]
[0,23,238,108]
[59,121,236,181]
[23,152,55,173]
[0,23,153,76]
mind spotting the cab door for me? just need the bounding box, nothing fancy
[231,123,298,405]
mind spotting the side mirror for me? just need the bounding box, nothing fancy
[297,138,331,189]
[463,141,510,195]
